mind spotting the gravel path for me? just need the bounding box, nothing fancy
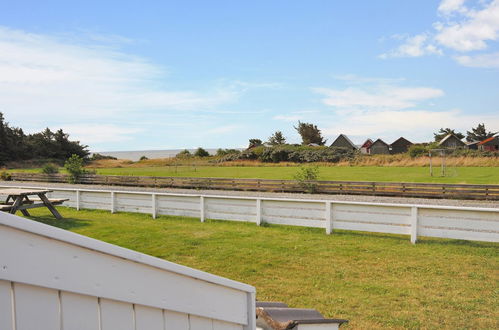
[1,180,498,209]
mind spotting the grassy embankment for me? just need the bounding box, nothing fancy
[27,207,499,329]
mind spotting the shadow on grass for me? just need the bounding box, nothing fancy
[418,237,499,248]
[26,215,91,231]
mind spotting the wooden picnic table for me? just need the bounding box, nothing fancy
[0,188,67,219]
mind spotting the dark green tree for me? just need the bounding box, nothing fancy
[294,121,326,145]
[267,131,286,145]
[194,147,210,157]
[433,128,465,142]
[248,139,263,149]
[466,123,497,142]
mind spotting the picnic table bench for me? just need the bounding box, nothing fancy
[0,188,68,219]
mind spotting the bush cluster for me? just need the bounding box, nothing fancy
[219,145,356,163]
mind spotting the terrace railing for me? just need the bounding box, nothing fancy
[0,211,256,330]
[7,172,499,200]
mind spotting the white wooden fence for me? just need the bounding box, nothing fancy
[1,185,498,244]
[0,211,256,330]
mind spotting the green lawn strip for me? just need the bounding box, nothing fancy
[98,166,499,184]
[26,207,499,329]
[9,166,499,184]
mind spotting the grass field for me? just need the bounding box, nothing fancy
[26,207,498,329]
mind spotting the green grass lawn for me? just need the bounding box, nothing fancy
[26,207,498,329]
[12,166,499,184]
[96,166,499,184]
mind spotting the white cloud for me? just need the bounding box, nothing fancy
[438,0,468,14]
[435,0,499,51]
[380,34,443,58]
[381,0,499,66]
[454,51,499,67]
[273,115,303,122]
[0,26,236,125]
[206,125,241,134]
[322,108,499,142]
[60,124,143,144]
[313,85,444,111]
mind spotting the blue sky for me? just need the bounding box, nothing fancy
[1,0,498,151]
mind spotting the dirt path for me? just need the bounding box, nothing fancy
[1,180,498,208]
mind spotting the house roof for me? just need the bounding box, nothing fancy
[331,134,357,149]
[478,133,499,145]
[438,133,465,146]
[361,139,373,148]
[371,138,389,147]
[390,137,412,146]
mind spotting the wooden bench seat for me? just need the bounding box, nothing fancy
[25,198,69,205]
[0,204,12,211]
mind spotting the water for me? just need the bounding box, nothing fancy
[93,149,241,161]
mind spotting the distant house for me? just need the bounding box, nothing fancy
[478,134,499,152]
[390,137,413,154]
[369,139,390,154]
[465,141,480,150]
[330,134,357,150]
[438,134,466,149]
[360,139,373,154]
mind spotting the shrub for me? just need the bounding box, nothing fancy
[294,166,320,193]
[139,155,149,161]
[41,163,59,174]
[64,154,85,184]
[407,145,427,158]
[90,153,117,161]
[0,171,11,181]
[194,147,210,157]
[176,149,192,158]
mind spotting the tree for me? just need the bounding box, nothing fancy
[294,121,326,145]
[267,131,286,145]
[466,123,497,142]
[194,147,209,157]
[64,154,85,184]
[433,128,465,142]
[248,139,263,149]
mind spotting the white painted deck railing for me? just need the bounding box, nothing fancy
[1,185,498,244]
[0,211,256,330]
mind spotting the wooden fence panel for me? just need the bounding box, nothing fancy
[60,292,100,330]
[0,280,13,330]
[135,305,164,330]
[14,283,60,330]
[205,197,256,222]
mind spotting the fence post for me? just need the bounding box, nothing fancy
[110,191,115,213]
[410,206,418,244]
[200,196,205,222]
[325,202,333,235]
[76,190,80,211]
[151,194,157,219]
[256,199,262,225]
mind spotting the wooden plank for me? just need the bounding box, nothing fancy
[189,315,213,330]
[60,291,99,330]
[418,226,499,242]
[99,298,134,330]
[0,280,13,330]
[13,283,60,330]
[333,220,411,235]
[164,310,190,330]
[135,304,164,330]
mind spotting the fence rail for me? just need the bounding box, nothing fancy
[2,184,498,244]
[8,172,499,200]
